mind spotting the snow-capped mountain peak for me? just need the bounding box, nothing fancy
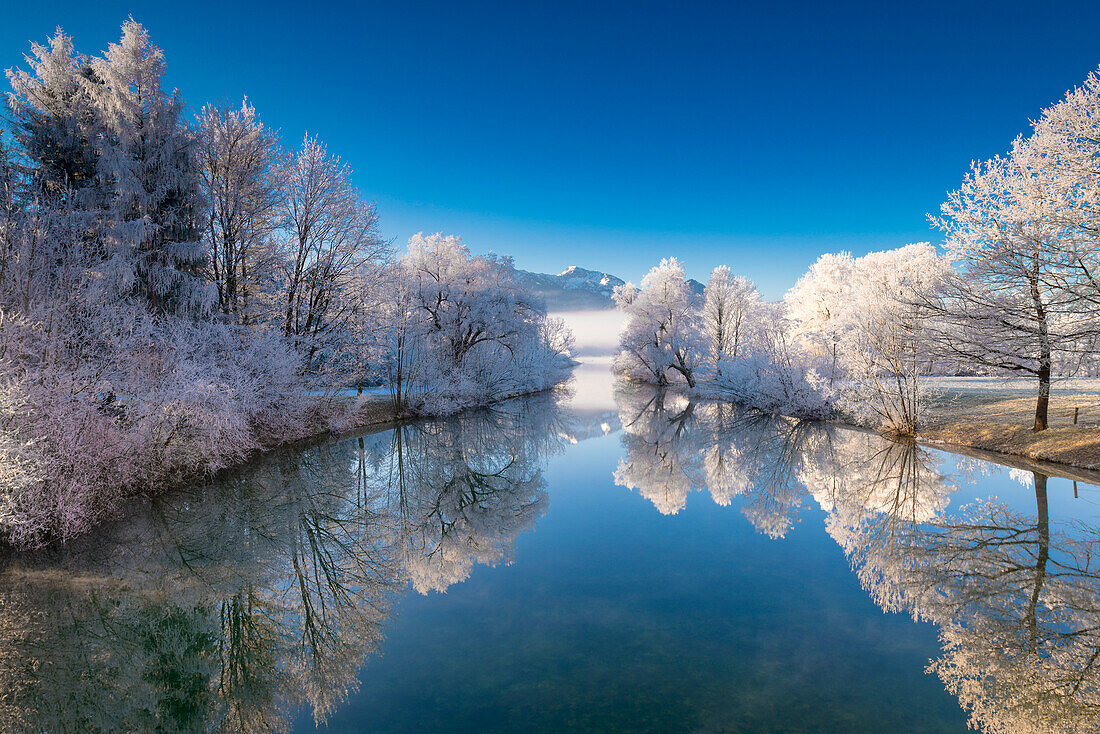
[514,265,626,310]
[513,264,703,310]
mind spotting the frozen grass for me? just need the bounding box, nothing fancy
[921,376,1100,469]
[926,375,1100,398]
[924,376,1100,428]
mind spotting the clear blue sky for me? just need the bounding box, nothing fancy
[4,1,1100,297]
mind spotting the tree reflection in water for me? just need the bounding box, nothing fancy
[613,383,814,537]
[0,391,570,733]
[849,470,1100,734]
[611,383,1100,733]
[2,383,1098,733]
[363,395,568,593]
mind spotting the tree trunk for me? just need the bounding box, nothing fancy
[671,352,696,388]
[1030,256,1051,432]
[1026,473,1050,650]
[1034,363,1051,431]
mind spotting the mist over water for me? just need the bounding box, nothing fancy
[552,309,623,412]
[551,309,624,358]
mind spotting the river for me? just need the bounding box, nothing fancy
[1,357,1097,733]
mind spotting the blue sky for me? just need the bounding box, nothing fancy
[4,1,1100,297]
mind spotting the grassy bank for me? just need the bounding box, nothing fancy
[919,377,1100,472]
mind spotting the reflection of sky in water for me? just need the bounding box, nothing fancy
[553,309,623,413]
[562,357,617,413]
[936,451,1100,525]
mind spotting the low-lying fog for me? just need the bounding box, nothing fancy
[550,309,624,359]
[551,309,624,411]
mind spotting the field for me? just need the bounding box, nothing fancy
[922,376,1100,470]
[925,376,1100,427]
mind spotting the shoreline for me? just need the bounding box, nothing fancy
[681,384,1100,483]
[814,411,1100,484]
[917,432,1100,486]
[823,413,1100,485]
[0,385,570,552]
[691,377,1100,482]
[139,383,571,499]
[915,420,1100,480]
[824,416,1100,485]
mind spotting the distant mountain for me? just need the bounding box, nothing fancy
[514,265,707,311]
[514,265,627,310]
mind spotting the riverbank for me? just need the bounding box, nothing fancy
[0,381,571,550]
[693,374,1100,477]
[919,417,1100,473]
[317,385,564,442]
[918,378,1100,472]
[194,382,570,486]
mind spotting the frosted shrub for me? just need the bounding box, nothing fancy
[708,302,834,419]
[122,318,312,483]
[0,304,316,544]
[0,428,42,545]
[0,368,138,546]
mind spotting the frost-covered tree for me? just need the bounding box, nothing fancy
[702,265,759,375]
[781,245,949,434]
[613,259,830,417]
[374,266,426,412]
[278,135,387,374]
[613,247,948,430]
[377,233,573,415]
[1028,67,1100,316]
[339,255,394,395]
[197,99,283,322]
[613,257,703,388]
[930,131,1094,431]
[404,233,536,366]
[834,244,950,435]
[785,251,856,381]
[613,385,703,515]
[5,28,100,201]
[82,18,210,313]
[708,299,833,419]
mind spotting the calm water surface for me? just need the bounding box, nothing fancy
[2,360,1098,733]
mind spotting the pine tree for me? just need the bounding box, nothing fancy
[82,18,209,314]
[6,28,100,201]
